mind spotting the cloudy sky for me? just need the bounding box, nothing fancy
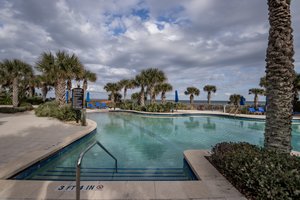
[1,0,300,101]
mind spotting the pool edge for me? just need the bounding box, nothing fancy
[0,119,97,180]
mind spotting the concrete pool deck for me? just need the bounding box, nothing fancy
[0,109,299,199]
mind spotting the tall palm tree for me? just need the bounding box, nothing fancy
[143,68,167,104]
[184,87,200,105]
[135,73,147,106]
[157,83,173,104]
[259,76,267,88]
[249,88,265,109]
[229,94,241,106]
[203,85,217,105]
[1,59,33,107]
[265,0,295,153]
[36,51,83,107]
[131,92,140,103]
[79,69,97,105]
[35,75,53,102]
[104,82,121,104]
[119,79,135,101]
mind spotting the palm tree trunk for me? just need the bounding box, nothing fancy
[67,79,72,103]
[265,0,295,153]
[139,86,145,106]
[41,85,48,102]
[254,94,258,109]
[55,78,66,107]
[150,86,155,104]
[207,92,211,105]
[12,77,19,107]
[161,92,166,104]
[124,88,127,101]
[83,80,88,107]
[190,94,194,105]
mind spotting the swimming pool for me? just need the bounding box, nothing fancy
[13,112,300,181]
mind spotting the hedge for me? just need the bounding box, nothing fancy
[209,142,300,200]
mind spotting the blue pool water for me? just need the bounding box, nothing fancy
[14,112,300,181]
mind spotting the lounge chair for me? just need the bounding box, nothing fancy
[95,102,101,109]
[248,107,256,113]
[100,102,108,109]
[87,103,96,109]
[257,107,265,114]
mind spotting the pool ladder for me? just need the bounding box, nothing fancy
[76,141,118,200]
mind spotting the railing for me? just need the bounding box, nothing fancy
[76,141,118,200]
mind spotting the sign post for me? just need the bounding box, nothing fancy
[72,88,84,124]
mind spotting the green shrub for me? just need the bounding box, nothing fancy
[0,91,12,105]
[209,142,300,200]
[22,96,44,105]
[35,101,77,121]
[0,107,27,113]
[20,102,34,110]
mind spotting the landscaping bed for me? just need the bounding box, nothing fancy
[208,142,300,200]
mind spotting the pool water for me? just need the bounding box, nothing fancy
[14,112,300,181]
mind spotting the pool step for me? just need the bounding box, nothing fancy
[30,167,191,181]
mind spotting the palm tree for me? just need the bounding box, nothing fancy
[157,83,173,103]
[203,85,217,105]
[259,76,267,88]
[79,69,97,105]
[131,92,140,103]
[135,73,147,106]
[104,82,121,104]
[119,79,135,101]
[264,0,295,153]
[184,87,200,105]
[1,59,33,107]
[249,88,265,109]
[35,75,53,102]
[229,94,241,106]
[36,51,83,107]
[143,68,167,104]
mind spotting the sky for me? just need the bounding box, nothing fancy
[0,0,300,101]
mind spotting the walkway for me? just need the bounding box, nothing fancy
[0,111,96,179]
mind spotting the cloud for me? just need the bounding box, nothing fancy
[0,0,300,101]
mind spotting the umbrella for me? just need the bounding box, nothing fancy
[175,90,179,103]
[240,96,246,105]
[86,92,90,102]
[66,91,69,103]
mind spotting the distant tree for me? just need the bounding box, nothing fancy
[146,68,167,103]
[104,82,121,104]
[1,59,33,107]
[157,83,173,104]
[36,51,84,107]
[135,73,148,106]
[184,87,200,105]
[259,76,267,88]
[131,92,140,103]
[249,88,265,109]
[229,94,241,106]
[119,79,135,101]
[203,85,217,105]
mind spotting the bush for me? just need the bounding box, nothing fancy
[0,107,27,113]
[0,91,12,105]
[209,142,300,200]
[35,101,77,121]
[20,102,34,110]
[22,96,44,105]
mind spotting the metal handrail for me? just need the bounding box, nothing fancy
[76,141,118,200]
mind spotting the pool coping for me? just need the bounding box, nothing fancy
[0,150,247,200]
[0,119,97,180]
[90,108,300,121]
